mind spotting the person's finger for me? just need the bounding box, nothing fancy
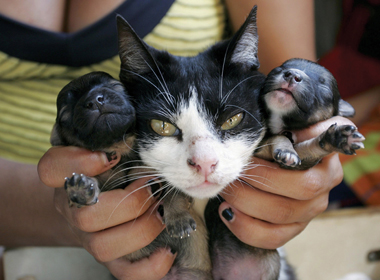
[221,179,329,225]
[238,153,343,200]
[218,202,307,249]
[73,202,165,263]
[104,247,177,280]
[293,116,356,143]
[54,177,161,232]
[38,146,120,188]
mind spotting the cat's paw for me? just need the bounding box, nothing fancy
[165,213,197,239]
[273,148,301,167]
[64,173,100,208]
[320,124,365,155]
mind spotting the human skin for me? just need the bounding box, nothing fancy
[0,0,350,279]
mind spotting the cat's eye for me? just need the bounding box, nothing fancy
[151,119,178,136]
[221,113,244,130]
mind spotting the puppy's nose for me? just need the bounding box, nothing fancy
[85,94,105,110]
[283,70,302,83]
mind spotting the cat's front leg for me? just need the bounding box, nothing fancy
[161,190,197,238]
[64,173,100,207]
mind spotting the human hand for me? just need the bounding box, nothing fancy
[218,116,352,249]
[38,146,176,280]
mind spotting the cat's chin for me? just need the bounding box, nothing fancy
[183,182,223,199]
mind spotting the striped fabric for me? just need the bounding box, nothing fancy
[0,0,226,164]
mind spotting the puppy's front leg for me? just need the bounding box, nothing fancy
[64,173,100,207]
[294,124,365,169]
[256,135,301,167]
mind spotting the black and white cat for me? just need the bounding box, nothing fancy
[117,6,283,280]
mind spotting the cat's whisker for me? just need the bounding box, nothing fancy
[102,166,156,190]
[149,184,175,217]
[221,76,255,105]
[225,104,263,128]
[219,39,232,101]
[138,54,174,108]
[121,68,164,93]
[104,170,160,187]
[104,178,167,228]
[237,175,276,190]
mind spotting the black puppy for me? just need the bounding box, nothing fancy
[256,58,365,169]
[51,71,136,206]
[51,71,212,279]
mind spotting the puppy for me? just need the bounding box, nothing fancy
[51,71,136,206]
[256,58,365,169]
[51,71,212,279]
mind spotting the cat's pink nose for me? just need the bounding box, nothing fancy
[187,157,218,177]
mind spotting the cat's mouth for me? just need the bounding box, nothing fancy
[185,181,222,198]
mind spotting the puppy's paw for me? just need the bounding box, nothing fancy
[64,173,100,207]
[320,124,365,155]
[165,213,197,239]
[273,148,301,167]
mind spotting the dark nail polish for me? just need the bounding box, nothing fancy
[105,151,117,162]
[170,248,177,255]
[222,208,234,221]
[281,131,294,143]
[158,204,164,218]
[147,179,161,197]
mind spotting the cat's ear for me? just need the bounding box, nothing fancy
[117,15,159,81]
[338,99,355,117]
[229,6,260,70]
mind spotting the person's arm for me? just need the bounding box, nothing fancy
[0,147,176,280]
[37,146,176,280]
[0,158,77,247]
[225,0,316,74]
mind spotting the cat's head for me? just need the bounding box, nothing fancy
[117,7,266,198]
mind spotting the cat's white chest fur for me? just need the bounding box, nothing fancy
[139,89,263,199]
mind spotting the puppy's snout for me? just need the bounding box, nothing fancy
[96,95,104,105]
[85,94,104,110]
[283,70,302,83]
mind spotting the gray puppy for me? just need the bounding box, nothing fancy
[256,58,365,169]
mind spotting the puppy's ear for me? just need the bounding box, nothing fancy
[338,99,355,117]
[229,6,260,70]
[117,15,160,82]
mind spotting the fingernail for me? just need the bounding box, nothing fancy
[105,151,117,162]
[156,204,165,224]
[147,179,162,197]
[170,247,177,255]
[222,207,234,222]
[158,204,164,218]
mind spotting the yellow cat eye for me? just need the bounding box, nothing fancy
[151,119,178,136]
[221,113,244,130]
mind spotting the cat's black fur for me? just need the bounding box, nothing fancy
[117,6,285,280]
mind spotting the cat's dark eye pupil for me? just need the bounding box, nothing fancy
[86,102,94,109]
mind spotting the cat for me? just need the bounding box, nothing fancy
[117,5,283,280]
